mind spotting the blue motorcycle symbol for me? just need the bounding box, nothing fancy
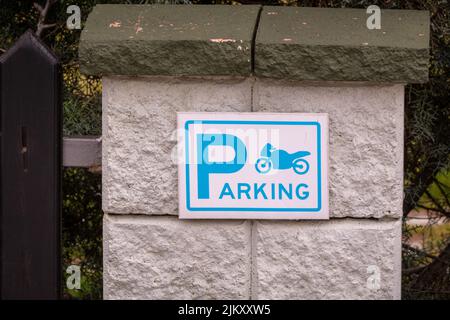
[255,143,310,175]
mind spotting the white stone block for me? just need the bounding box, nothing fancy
[103,214,251,299]
[253,219,401,300]
[253,80,404,218]
[102,76,253,215]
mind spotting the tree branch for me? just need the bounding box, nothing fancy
[434,177,450,209]
[33,3,44,15]
[403,243,450,266]
[416,205,447,217]
[403,265,427,275]
[34,0,58,37]
[425,189,450,218]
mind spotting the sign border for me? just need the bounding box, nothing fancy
[184,120,322,212]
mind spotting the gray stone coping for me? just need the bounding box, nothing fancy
[80,5,429,83]
[79,4,260,76]
[255,6,430,83]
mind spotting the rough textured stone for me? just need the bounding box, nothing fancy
[103,214,251,299]
[102,76,252,215]
[80,4,260,76]
[255,7,429,83]
[253,219,402,300]
[253,80,404,219]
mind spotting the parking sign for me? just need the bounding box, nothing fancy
[177,112,329,219]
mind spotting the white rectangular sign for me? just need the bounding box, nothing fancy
[177,112,329,219]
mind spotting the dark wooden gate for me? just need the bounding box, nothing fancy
[0,30,61,299]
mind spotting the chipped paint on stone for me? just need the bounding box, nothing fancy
[210,38,237,43]
[109,21,121,28]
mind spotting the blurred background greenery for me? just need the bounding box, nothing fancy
[0,0,448,300]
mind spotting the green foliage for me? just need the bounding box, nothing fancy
[64,94,102,136]
[418,169,450,212]
[62,168,103,299]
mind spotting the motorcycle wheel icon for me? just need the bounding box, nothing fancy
[292,158,309,175]
[255,158,272,174]
[255,157,310,175]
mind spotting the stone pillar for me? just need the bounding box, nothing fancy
[80,4,429,299]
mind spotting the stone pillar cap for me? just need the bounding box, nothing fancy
[79,4,260,77]
[80,5,429,83]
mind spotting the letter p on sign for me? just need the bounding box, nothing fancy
[197,134,247,199]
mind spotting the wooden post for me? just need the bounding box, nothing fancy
[0,30,61,299]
